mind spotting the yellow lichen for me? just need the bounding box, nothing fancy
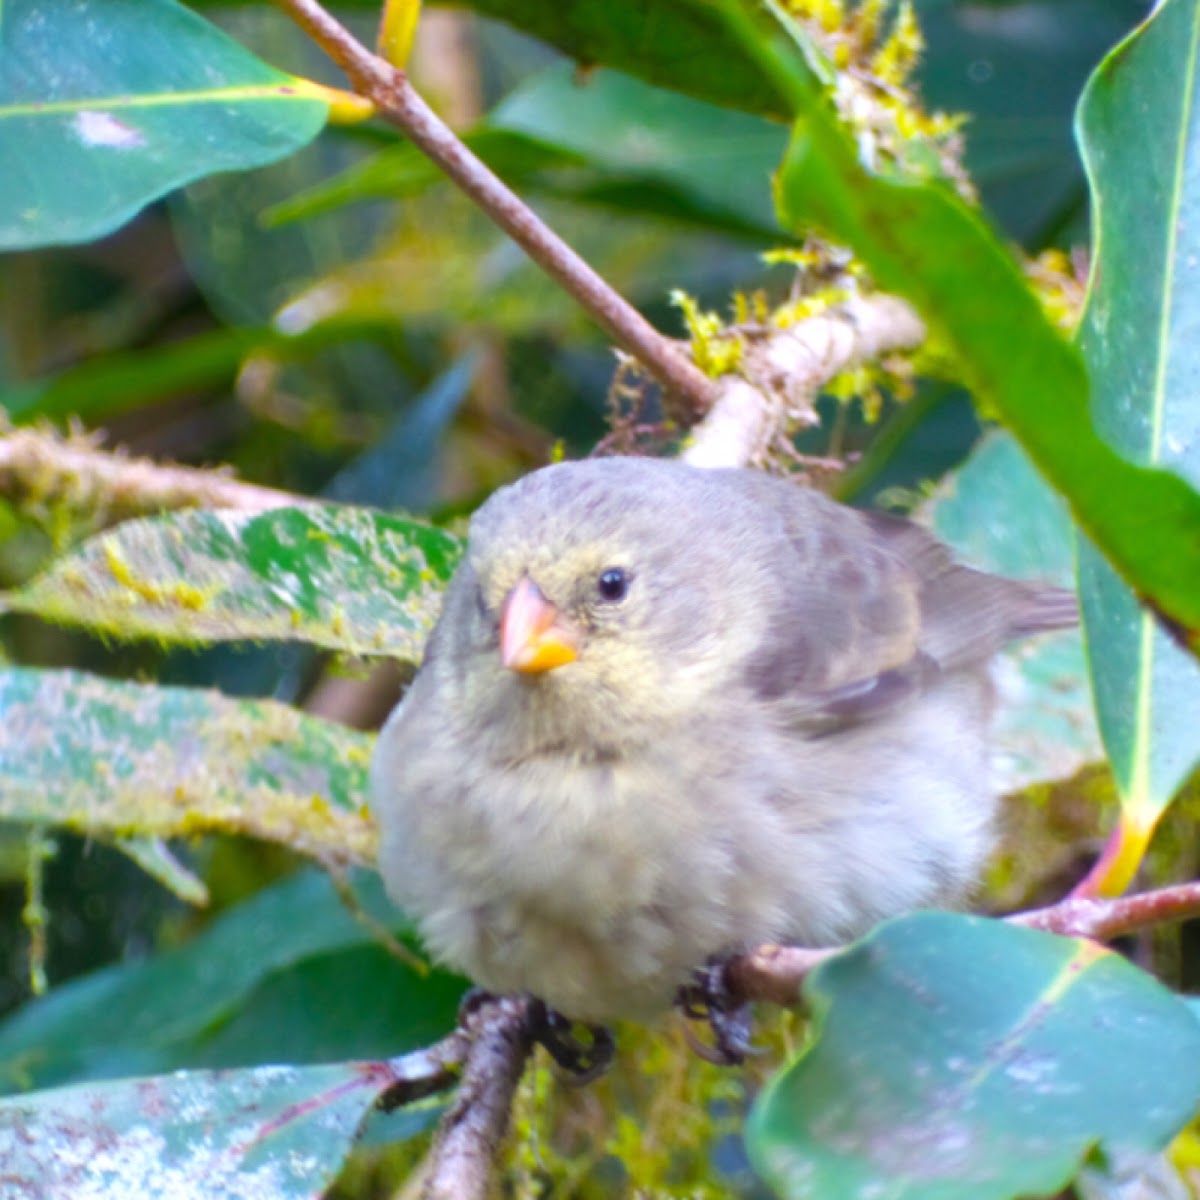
[101,541,213,611]
[670,290,744,377]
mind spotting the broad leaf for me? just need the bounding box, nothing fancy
[1073,0,1200,894]
[0,870,463,1094]
[430,0,790,118]
[754,2,1200,654]
[926,432,1100,794]
[2,505,462,659]
[0,0,330,250]
[0,1060,394,1199]
[0,668,375,863]
[748,913,1200,1200]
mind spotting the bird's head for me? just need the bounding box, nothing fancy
[445,459,766,744]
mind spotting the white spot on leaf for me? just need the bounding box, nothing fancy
[74,110,145,150]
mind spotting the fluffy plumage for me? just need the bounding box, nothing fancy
[371,457,1075,1023]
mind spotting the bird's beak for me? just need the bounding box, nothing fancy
[500,576,579,674]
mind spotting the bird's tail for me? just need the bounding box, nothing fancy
[1009,585,1079,637]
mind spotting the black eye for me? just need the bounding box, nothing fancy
[597,568,629,603]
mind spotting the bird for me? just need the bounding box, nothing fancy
[371,456,1076,1051]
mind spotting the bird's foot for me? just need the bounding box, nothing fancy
[527,999,615,1085]
[456,985,498,1028]
[457,989,614,1083]
[677,958,755,1066]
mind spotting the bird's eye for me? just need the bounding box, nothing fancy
[597,568,630,603]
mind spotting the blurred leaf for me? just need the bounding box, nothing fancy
[0,870,461,1093]
[2,505,462,660]
[0,0,329,250]
[0,1060,391,1198]
[755,2,1200,654]
[1073,0,1200,895]
[926,431,1100,793]
[428,0,790,118]
[916,0,1142,245]
[490,65,787,241]
[748,913,1200,1200]
[182,945,463,1072]
[279,67,788,244]
[265,126,587,224]
[324,355,477,510]
[0,317,397,424]
[0,668,375,863]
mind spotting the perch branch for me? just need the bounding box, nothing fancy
[275,0,717,419]
[681,294,927,469]
[0,427,299,517]
[725,878,1200,1008]
[362,881,1200,1200]
[420,994,535,1200]
[1010,879,1200,942]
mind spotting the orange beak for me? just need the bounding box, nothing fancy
[500,576,579,674]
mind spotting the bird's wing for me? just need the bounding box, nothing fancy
[729,475,1076,730]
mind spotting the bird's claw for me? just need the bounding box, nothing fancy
[528,999,615,1084]
[677,959,755,1066]
[457,990,614,1083]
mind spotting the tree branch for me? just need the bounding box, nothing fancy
[420,994,535,1200]
[359,880,1200,1200]
[681,294,927,469]
[274,0,716,418]
[725,879,1200,1008]
[373,1029,471,1112]
[1010,880,1200,942]
[0,427,300,517]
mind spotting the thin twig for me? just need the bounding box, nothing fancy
[1011,880,1200,942]
[725,879,1200,1008]
[0,427,300,517]
[373,1030,473,1112]
[421,995,535,1200]
[274,0,716,419]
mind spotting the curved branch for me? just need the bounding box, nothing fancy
[276,0,716,418]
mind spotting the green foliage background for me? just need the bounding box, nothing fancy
[3,0,1200,1196]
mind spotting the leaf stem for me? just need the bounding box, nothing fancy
[275,0,717,418]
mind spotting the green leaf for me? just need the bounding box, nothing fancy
[490,66,788,241]
[0,668,375,864]
[0,0,330,250]
[925,431,1100,794]
[2,505,462,659]
[430,0,790,118]
[277,66,788,244]
[0,317,397,425]
[748,913,1200,1200]
[1073,0,1200,894]
[755,2,1200,656]
[0,870,462,1093]
[0,1060,392,1198]
[265,127,587,225]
